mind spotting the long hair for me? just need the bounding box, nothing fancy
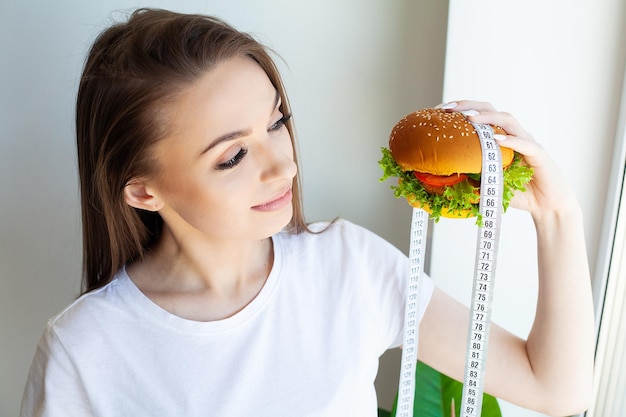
[76,8,308,294]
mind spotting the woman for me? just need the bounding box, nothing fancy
[20,8,594,417]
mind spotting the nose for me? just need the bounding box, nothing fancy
[258,135,298,183]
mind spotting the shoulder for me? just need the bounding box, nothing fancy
[275,218,407,271]
[281,218,395,250]
[45,275,127,343]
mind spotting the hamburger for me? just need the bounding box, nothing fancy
[379,108,533,222]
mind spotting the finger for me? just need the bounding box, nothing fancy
[438,100,497,113]
[495,135,551,168]
[438,100,532,139]
[437,101,532,138]
[437,100,539,158]
[494,134,540,157]
[467,111,533,140]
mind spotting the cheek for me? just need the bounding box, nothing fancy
[165,167,250,219]
[152,157,210,212]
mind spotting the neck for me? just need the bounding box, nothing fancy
[126,223,274,321]
[155,225,272,294]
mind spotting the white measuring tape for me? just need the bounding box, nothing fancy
[396,122,503,417]
[397,208,429,417]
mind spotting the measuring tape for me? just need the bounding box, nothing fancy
[396,122,503,417]
[397,208,429,417]
[459,123,503,417]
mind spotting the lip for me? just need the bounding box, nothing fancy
[252,188,293,211]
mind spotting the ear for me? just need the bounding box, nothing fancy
[124,180,164,212]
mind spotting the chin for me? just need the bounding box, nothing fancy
[256,206,294,238]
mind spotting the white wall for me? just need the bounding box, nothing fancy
[0,0,447,414]
[3,0,621,416]
[435,1,626,416]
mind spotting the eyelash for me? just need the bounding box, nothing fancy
[216,147,248,170]
[215,114,292,170]
[269,113,292,132]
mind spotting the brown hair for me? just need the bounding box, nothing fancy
[76,8,308,294]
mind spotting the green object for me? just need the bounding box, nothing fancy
[384,361,502,417]
[378,148,533,225]
[378,408,392,417]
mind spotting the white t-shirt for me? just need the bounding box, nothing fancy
[20,219,433,417]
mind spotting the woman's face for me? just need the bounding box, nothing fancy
[148,56,297,243]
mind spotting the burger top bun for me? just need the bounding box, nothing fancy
[389,108,514,176]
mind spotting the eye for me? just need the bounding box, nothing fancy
[216,147,248,170]
[268,113,292,132]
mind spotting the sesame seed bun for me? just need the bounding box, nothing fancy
[388,108,514,175]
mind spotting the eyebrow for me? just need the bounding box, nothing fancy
[201,90,281,155]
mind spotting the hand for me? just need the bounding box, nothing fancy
[442,100,580,219]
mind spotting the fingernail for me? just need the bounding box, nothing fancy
[461,109,479,117]
[435,102,458,110]
[493,133,507,141]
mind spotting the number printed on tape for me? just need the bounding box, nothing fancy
[459,123,504,417]
[396,208,429,417]
[396,123,503,417]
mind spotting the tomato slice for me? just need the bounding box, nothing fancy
[413,172,469,187]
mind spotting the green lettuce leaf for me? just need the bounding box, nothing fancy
[378,148,533,224]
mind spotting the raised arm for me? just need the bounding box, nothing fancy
[418,100,594,416]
